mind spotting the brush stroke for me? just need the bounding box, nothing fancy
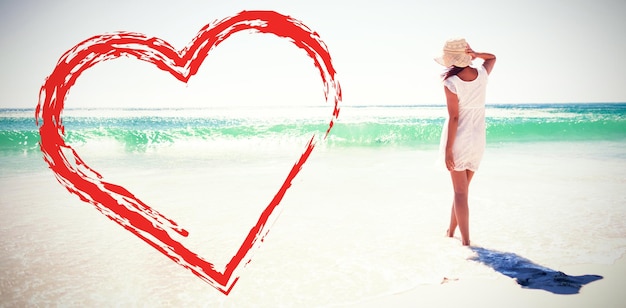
[35,10,341,295]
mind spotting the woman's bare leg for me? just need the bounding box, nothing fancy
[447,170,474,239]
[466,170,475,184]
[448,170,474,245]
[447,201,457,237]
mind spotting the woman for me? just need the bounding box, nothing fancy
[435,38,496,246]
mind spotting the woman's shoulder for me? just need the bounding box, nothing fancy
[477,65,489,75]
[443,77,458,93]
[474,65,488,81]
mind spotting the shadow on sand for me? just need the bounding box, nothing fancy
[469,247,603,294]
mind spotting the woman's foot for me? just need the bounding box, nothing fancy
[447,229,469,246]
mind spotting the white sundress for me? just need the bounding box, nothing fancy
[439,65,488,172]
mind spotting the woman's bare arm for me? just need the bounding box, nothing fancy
[466,45,496,74]
[444,86,459,171]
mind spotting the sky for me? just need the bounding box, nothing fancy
[1,0,625,109]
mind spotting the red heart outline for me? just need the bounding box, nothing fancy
[35,10,341,295]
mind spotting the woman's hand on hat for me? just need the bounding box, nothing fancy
[465,44,477,60]
[464,44,496,74]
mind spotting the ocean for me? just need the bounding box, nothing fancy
[1,103,625,306]
[3,103,625,154]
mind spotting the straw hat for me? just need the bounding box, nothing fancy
[434,38,472,68]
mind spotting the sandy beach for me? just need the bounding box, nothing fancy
[2,143,624,306]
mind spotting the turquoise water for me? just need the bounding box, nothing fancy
[2,103,625,153]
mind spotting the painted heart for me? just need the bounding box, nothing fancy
[35,10,341,295]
